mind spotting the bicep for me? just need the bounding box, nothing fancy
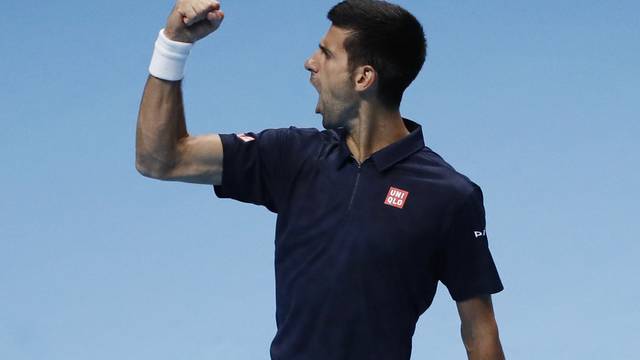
[162,133,224,185]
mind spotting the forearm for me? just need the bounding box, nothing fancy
[461,321,505,360]
[135,75,189,177]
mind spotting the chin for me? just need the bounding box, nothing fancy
[321,115,331,130]
[321,116,341,130]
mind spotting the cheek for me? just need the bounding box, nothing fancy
[331,76,355,99]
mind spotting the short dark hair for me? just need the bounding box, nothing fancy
[327,0,427,109]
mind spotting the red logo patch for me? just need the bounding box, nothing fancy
[384,186,409,209]
[236,133,255,142]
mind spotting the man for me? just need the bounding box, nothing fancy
[136,0,506,359]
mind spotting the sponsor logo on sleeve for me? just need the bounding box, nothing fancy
[384,186,409,209]
[236,133,255,142]
[474,229,487,238]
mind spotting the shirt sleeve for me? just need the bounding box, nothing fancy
[436,184,504,302]
[213,127,309,214]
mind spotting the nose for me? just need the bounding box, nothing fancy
[304,56,317,73]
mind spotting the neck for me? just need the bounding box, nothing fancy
[343,103,410,164]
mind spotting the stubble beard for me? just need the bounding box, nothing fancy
[317,79,359,130]
[321,100,359,131]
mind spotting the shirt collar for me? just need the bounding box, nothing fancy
[335,117,426,172]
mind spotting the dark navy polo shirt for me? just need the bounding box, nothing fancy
[213,118,503,360]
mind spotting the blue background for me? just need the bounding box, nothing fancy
[1,0,638,358]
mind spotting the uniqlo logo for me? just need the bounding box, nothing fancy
[384,186,409,209]
[236,133,255,142]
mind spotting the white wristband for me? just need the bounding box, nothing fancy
[148,28,194,81]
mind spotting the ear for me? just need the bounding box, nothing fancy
[353,65,377,92]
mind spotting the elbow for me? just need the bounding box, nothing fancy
[135,153,170,180]
[135,158,154,178]
[135,156,156,179]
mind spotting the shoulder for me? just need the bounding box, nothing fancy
[279,126,342,155]
[413,146,483,204]
[247,126,341,167]
[282,126,339,143]
[246,125,328,149]
[260,125,332,142]
[409,147,488,236]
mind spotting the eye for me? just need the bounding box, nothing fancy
[319,45,331,59]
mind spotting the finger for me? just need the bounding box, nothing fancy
[184,1,220,26]
[189,16,220,38]
[207,9,224,23]
[181,6,198,25]
[204,0,220,11]
[186,5,203,26]
[180,0,220,26]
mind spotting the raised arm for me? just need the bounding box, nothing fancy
[456,295,505,360]
[135,0,225,185]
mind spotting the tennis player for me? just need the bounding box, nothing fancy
[136,1,506,359]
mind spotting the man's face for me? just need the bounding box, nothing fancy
[305,25,359,130]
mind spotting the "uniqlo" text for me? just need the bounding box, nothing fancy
[384,187,409,209]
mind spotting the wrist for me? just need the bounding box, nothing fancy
[162,28,189,43]
[148,28,194,81]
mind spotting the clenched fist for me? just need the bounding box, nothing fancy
[164,0,225,43]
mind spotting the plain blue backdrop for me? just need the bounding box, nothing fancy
[1,0,638,359]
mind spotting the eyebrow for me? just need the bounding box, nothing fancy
[319,43,334,57]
